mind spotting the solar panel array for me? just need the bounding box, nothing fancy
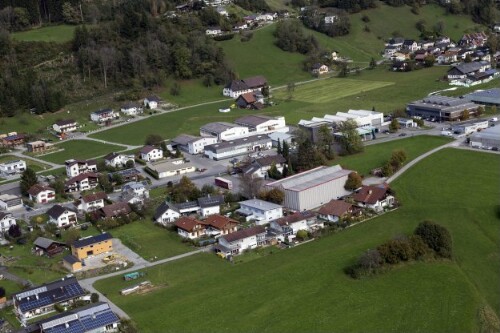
[19,282,85,313]
[43,307,119,333]
[16,287,47,300]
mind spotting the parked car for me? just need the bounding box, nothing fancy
[399,133,407,137]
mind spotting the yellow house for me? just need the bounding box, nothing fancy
[71,233,113,261]
[63,255,83,272]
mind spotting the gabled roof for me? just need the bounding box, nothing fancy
[234,115,274,127]
[353,185,389,204]
[276,211,316,226]
[92,108,113,115]
[103,152,120,162]
[255,154,286,167]
[55,119,76,126]
[121,101,140,109]
[81,192,107,203]
[220,225,265,243]
[154,202,179,219]
[72,233,112,248]
[317,199,352,217]
[145,95,161,102]
[237,92,256,104]
[99,202,131,218]
[0,211,13,220]
[202,214,238,230]
[171,134,200,146]
[140,145,158,154]
[175,216,202,232]
[198,195,224,208]
[225,80,249,91]
[47,205,75,219]
[242,76,267,88]
[65,172,99,185]
[33,237,66,250]
[28,184,54,196]
[449,62,483,75]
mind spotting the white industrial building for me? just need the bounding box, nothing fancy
[452,120,489,135]
[236,199,283,225]
[469,125,500,148]
[200,122,249,141]
[147,158,196,178]
[171,134,218,154]
[300,110,384,129]
[265,165,353,211]
[203,134,272,160]
[234,115,289,134]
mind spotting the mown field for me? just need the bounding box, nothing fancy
[335,135,452,175]
[37,140,127,164]
[11,25,77,43]
[109,222,192,261]
[95,148,500,332]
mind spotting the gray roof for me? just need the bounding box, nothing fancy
[33,237,65,249]
[470,125,500,141]
[235,115,273,128]
[408,95,478,112]
[204,134,271,154]
[72,233,112,248]
[47,205,74,219]
[198,195,224,208]
[200,122,239,134]
[449,62,483,75]
[148,159,195,173]
[464,88,500,105]
[171,134,199,146]
[266,165,352,192]
[154,201,179,219]
[238,198,282,211]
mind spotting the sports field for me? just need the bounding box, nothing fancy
[37,140,126,164]
[11,25,77,43]
[273,78,394,103]
[95,148,500,332]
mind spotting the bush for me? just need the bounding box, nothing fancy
[296,230,308,240]
[0,287,5,298]
[414,221,452,258]
[91,293,99,303]
[213,33,235,41]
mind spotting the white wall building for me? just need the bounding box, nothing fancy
[140,146,163,161]
[120,102,142,116]
[171,134,218,154]
[0,194,23,211]
[75,192,107,212]
[154,202,181,225]
[148,158,196,178]
[0,160,26,175]
[203,134,272,160]
[65,159,98,178]
[234,115,289,134]
[200,122,249,142]
[47,205,78,228]
[266,165,353,211]
[104,152,135,168]
[28,184,56,204]
[217,225,267,256]
[236,199,283,225]
[53,119,78,133]
[0,212,16,234]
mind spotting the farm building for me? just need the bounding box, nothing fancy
[265,165,353,211]
[33,237,66,257]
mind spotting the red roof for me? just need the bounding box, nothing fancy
[275,211,315,226]
[201,214,238,230]
[140,145,157,154]
[175,216,202,232]
[81,192,107,203]
[65,172,99,185]
[238,92,256,104]
[353,185,389,205]
[317,200,352,217]
[221,225,265,243]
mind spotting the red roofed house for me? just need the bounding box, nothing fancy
[235,92,265,109]
[317,199,357,222]
[201,214,238,237]
[140,145,163,161]
[98,202,131,219]
[65,172,99,193]
[352,185,394,212]
[270,211,322,241]
[28,184,56,204]
[216,225,267,256]
[75,192,107,212]
[175,216,206,239]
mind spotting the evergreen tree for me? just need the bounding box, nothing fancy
[282,141,290,160]
[20,167,37,196]
[277,139,282,154]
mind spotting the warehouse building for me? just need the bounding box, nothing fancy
[452,120,489,134]
[406,95,479,121]
[234,115,289,134]
[469,125,500,148]
[203,134,272,160]
[200,122,249,141]
[463,88,500,106]
[265,165,353,211]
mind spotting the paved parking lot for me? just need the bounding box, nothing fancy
[81,239,149,271]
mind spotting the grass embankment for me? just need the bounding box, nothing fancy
[37,140,127,164]
[11,25,77,43]
[95,149,500,332]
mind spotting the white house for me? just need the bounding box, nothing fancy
[353,185,395,212]
[0,159,26,175]
[144,96,161,109]
[236,199,283,225]
[270,211,322,242]
[75,192,107,212]
[120,102,142,116]
[0,194,23,211]
[140,145,163,161]
[206,27,222,36]
[120,182,149,205]
[171,134,218,154]
[223,76,267,98]
[154,202,181,225]
[0,212,16,234]
[147,158,196,178]
[324,15,337,24]
[234,115,289,134]
[65,173,99,193]
[175,217,206,239]
[200,122,249,142]
[198,195,224,217]
[104,152,135,168]
[233,22,248,30]
[52,119,78,134]
[65,159,98,178]
[216,6,228,16]
[311,63,329,75]
[90,108,118,123]
[256,13,275,21]
[216,225,267,256]
[27,184,56,204]
[47,205,77,228]
[242,154,287,179]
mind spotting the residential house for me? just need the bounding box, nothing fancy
[206,26,223,36]
[33,237,66,257]
[120,102,142,116]
[386,37,404,49]
[223,76,267,98]
[65,172,99,193]
[104,152,135,168]
[203,134,272,160]
[317,199,356,222]
[311,63,329,75]
[140,145,163,161]
[437,50,459,64]
[0,159,26,175]
[402,39,419,52]
[1,133,26,147]
[75,192,107,213]
[235,91,265,109]
[144,95,161,109]
[65,159,98,178]
[47,205,77,228]
[28,184,55,204]
[52,119,78,134]
[26,141,47,153]
[234,115,289,134]
[154,202,181,225]
[171,134,218,155]
[242,154,287,178]
[90,108,118,123]
[384,45,399,58]
[236,199,283,224]
[413,50,429,63]
[175,216,206,239]
[147,158,196,178]
[270,211,321,241]
[0,194,23,211]
[392,61,409,72]
[324,15,337,24]
[458,32,488,48]
[418,40,435,50]
[447,61,490,81]
[216,225,267,256]
[98,202,131,219]
[233,22,248,30]
[170,195,225,217]
[256,13,275,21]
[200,122,249,141]
[109,168,141,183]
[0,212,16,234]
[12,277,86,322]
[202,214,238,237]
[23,302,119,333]
[120,181,149,205]
[70,233,113,260]
[353,185,395,212]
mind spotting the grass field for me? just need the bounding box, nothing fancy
[37,140,126,164]
[109,222,192,261]
[0,155,51,172]
[335,135,452,175]
[95,148,499,332]
[273,77,394,103]
[11,25,77,43]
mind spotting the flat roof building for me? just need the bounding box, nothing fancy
[469,125,500,148]
[406,95,479,121]
[204,134,272,160]
[463,88,500,106]
[200,122,249,141]
[265,165,353,211]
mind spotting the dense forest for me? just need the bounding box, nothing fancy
[0,0,235,117]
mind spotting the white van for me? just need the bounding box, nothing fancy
[490,117,498,122]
